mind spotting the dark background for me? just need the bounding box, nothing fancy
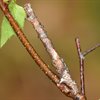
[0,0,100,100]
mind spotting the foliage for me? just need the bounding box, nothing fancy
[0,0,26,47]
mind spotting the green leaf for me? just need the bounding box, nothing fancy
[0,0,26,48]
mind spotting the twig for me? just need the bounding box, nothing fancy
[83,43,100,56]
[0,0,67,97]
[75,38,86,97]
[0,0,86,99]
[24,3,78,95]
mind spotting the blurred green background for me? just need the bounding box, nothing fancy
[0,0,100,100]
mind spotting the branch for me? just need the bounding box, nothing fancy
[24,3,78,95]
[75,37,100,99]
[75,38,86,97]
[0,0,86,99]
[83,43,100,56]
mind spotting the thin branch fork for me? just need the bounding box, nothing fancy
[75,38,85,96]
[0,0,86,100]
[75,38,100,99]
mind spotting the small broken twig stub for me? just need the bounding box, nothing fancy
[83,43,100,56]
[24,3,78,95]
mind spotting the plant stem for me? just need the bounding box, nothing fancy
[0,0,86,99]
[75,38,86,98]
